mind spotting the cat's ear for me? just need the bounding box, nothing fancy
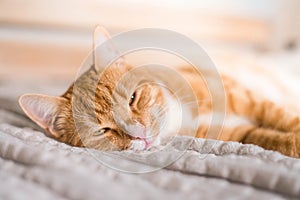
[93,25,124,71]
[19,94,64,137]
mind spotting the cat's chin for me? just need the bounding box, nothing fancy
[128,137,161,151]
[128,140,147,151]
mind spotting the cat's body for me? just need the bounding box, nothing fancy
[19,27,300,158]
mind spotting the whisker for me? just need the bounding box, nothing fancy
[172,85,189,96]
[183,99,210,106]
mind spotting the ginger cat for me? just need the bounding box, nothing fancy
[19,27,300,158]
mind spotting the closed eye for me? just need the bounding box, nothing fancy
[94,127,110,136]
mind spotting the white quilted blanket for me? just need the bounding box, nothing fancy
[0,102,300,200]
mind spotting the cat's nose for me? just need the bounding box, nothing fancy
[126,123,147,139]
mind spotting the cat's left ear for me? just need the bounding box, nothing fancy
[93,25,124,71]
[18,94,65,138]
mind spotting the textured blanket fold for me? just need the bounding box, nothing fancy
[0,100,300,199]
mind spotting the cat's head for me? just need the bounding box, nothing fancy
[19,26,179,151]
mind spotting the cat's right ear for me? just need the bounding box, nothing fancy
[93,25,124,71]
[18,94,64,138]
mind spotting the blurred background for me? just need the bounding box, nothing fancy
[0,0,300,99]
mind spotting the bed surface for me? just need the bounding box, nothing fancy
[1,53,300,199]
[1,94,300,200]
